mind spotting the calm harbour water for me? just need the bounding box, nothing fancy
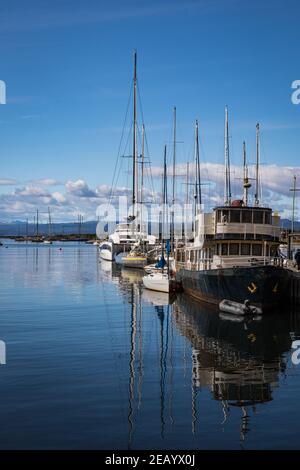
[0,240,300,450]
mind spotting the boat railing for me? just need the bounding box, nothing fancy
[176,256,285,271]
[215,222,281,239]
[213,256,285,268]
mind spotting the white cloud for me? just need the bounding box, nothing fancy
[28,178,63,187]
[0,166,299,223]
[52,192,66,203]
[0,178,17,186]
[65,179,98,198]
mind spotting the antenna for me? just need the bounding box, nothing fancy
[224,106,231,206]
[290,175,300,234]
[255,123,260,206]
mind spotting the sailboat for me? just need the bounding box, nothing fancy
[117,123,149,269]
[32,209,44,243]
[99,51,156,262]
[43,207,53,244]
[143,146,170,293]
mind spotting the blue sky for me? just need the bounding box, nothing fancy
[1,0,300,222]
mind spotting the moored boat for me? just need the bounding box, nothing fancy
[143,271,169,293]
[175,113,290,313]
[99,241,114,261]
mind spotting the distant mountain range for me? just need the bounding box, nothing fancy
[0,221,98,236]
[280,219,300,230]
[0,218,299,237]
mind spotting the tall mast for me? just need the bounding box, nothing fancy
[194,120,201,218]
[140,124,145,245]
[186,162,190,205]
[132,50,137,216]
[48,207,51,238]
[171,106,176,253]
[243,141,251,207]
[292,175,296,234]
[255,123,260,206]
[162,145,167,257]
[36,209,39,237]
[185,161,190,242]
[196,119,201,207]
[224,106,231,206]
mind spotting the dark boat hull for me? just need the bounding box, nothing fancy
[177,265,290,313]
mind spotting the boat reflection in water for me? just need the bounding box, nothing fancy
[97,257,300,448]
[173,294,294,442]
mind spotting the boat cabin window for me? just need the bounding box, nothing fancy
[270,245,278,256]
[252,244,262,256]
[221,210,229,223]
[190,251,194,262]
[101,244,111,251]
[229,243,239,255]
[241,210,252,223]
[241,243,251,255]
[264,211,271,224]
[221,243,228,255]
[253,211,264,224]
[230,210,241,223]
[216,210,222,223]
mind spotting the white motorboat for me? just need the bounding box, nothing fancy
[99,241,114,261]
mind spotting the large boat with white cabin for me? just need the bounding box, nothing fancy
[99,222,156,261]
[175,113,290,314]
[176,202,289,313]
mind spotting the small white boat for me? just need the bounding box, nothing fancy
[99,241,113,261]
[43,240,52,245]
[143,272,169,293]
